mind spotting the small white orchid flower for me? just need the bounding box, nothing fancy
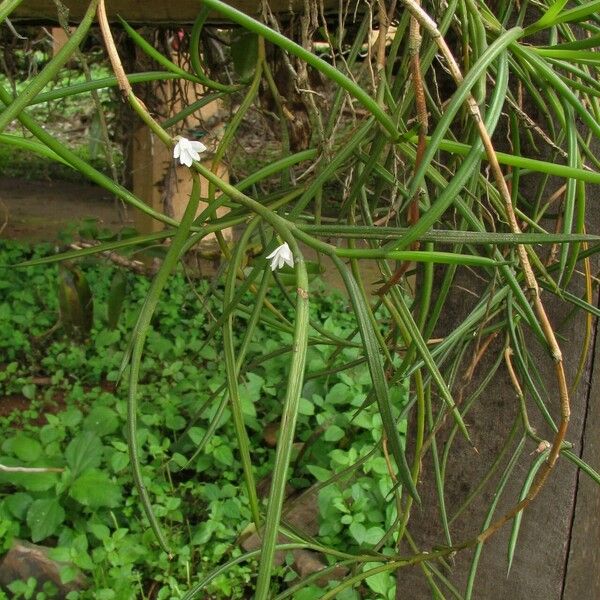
[173,137,207,167]
[266,242,294,271]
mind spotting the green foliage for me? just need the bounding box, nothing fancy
[0,61,122,182]
[2,1,600,596]
[0,241,404,598]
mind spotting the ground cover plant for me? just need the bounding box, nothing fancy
[1,239,404,598]
[0,33,123,182]
[2,0,600,598]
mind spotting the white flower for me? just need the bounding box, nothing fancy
[173,137,207,167]
[266,242,294,271]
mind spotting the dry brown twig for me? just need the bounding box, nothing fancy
[69,241,151,275]
[376,0,426,293]
[0,464,64,474]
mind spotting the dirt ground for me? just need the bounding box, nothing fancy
[0,177,389,293]
[0,178,130,242]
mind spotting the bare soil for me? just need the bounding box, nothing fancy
[0,177,387,293]
[0,178,130,242]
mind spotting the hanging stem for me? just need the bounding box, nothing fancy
[400,0,569,546]
[376,2,427,294]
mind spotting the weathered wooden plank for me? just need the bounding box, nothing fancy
[562,316,600,599]
[394,195,600,598]
[10,0,339,24]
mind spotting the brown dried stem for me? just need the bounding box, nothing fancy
[376,4,426,294]
[97,0,131,97]
[0,464,64,473]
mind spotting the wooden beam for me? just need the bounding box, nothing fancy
[11,0,339,24]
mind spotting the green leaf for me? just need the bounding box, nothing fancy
[60,407,83,428]
[507,451,549,574]
[240,394,257,418]
[298,397,315,416]
[526,0,600,33]
[326,382,350,405]
[231,30,258,82]
[58,264,94,341]
[95,329,121,348]
[83,407,120,437]
[88,523,110,541]
[5,492,33,520]
[187,427,206,445]
[21,383,36,401]
[529,0,569,31]
[191,522,215,545]
[332,257,419,503]
[323,425,345,442]
[213,444,234,467]
[26,498,65,542]
[70,469,122,508]
[363,526,385,545]
[11,435,42,462]
[65,432,104,477]
[110,451,129,473]
[364,562,396,598]
[349,522,366,545]
[306,465,331,482]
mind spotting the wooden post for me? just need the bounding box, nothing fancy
[130,52,232,247]
[51,27,73,56]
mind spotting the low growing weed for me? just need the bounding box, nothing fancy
[0,240,405,598]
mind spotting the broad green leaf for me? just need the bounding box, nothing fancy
[298,397,315,416]
[65,432,104,477]
[364,526,385,545]
[110,451,129,473]
[349,522,366,545]
[83,407,120,437]
[5,492,33,520]
[11,435,42,463]
[26,498,65,542]
[364,563,396,598]
[323,425,345,442]
[213,444,234,467]
[306,465,331,482]
[70,470,122,508]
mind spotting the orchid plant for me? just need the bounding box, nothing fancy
[2,0,600,598]
[173,136,207,167]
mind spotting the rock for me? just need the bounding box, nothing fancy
[241,485,348,585]
[294,548,348,584]
[0,539,88,599]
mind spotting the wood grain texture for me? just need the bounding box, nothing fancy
[394,200,600,598]
[11,0,339,23]
[395,265,598,598]
[562,314,600,600]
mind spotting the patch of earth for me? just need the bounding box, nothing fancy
[0,178,131,242]
[0,178,390,294]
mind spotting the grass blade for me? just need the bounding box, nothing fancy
[507,451,549,574]
[332,256,420,503]
[124,174,202,554]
